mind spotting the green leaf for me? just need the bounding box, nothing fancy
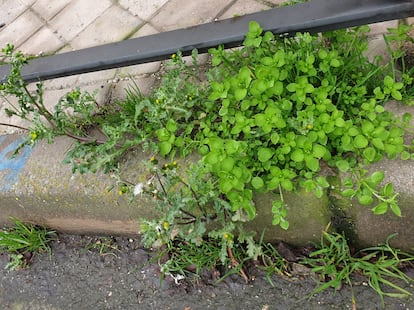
[391,89,402,101]
[305,156,319,172]
[286,83,296,92]
[335,117,345,127]
[401,151,410,160]
[281,179,293,191]
[370,171,384,185]
[291,149,304,162]
[363,147,377,162]
[251,176,265,189]
[219,179,233,193]
[354,135,368,148]
[342,189,355,198]
[235,88,247,101]
[280,218,289,230]
[402,112,412,123]
[384,75,394,88]
[242,200,256,220]
[166,119,177,132]
[316,176,329,188]
[248,21,262,36]
[390,203,402,217]
[221,157,235,172]
[225,140,239,154]
[374,87,385,99]
[312,144,326,159]
[330,59,340,67]
[382,183,394,196]
[160,141,172,156]
[156,128,170,142]
[372,138,384,150]
[372,202,388,215]
[258,148,273,162]
[358,195,374,206]
[270,132,280,145]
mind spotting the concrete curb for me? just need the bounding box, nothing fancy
[0,128,413,252]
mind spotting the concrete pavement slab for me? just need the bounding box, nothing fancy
[49,0,112,42]
[70,5,143,50]
[119,0,169,21]
[150,0,234,31]
[18,26,65,55]
[31,0,72,21]
[219,0,270,19]
[0,0,31,26]
[0,9,43,50]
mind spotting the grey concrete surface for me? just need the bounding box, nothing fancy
[0,1,413,251]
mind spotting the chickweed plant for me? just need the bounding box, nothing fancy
[1,20,414,299]
[0,218,55,270]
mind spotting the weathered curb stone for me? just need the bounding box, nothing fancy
[0,134,330,245]
[0,131,413,252]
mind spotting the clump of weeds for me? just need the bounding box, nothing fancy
[0,218,55,270]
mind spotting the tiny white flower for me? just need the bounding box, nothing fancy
[133,183,144,196]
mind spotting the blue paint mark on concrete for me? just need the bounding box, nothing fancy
[0,136,33,192]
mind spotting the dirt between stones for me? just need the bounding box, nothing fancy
[0,234,413,310]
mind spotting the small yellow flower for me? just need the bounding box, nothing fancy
[155,99,161,104]
[118,190,123,196]
[223,233,230,240]
[163,221,169,230]
[30,131,37,140]
[172,161,177,167]
[171,53,177,59]
[306,124,313,130]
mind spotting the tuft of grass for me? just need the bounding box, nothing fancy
[0,218,56,270]
[301,225,414,307]
[84,237,120,257]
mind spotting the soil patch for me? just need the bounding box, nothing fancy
[0,234,413,309]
